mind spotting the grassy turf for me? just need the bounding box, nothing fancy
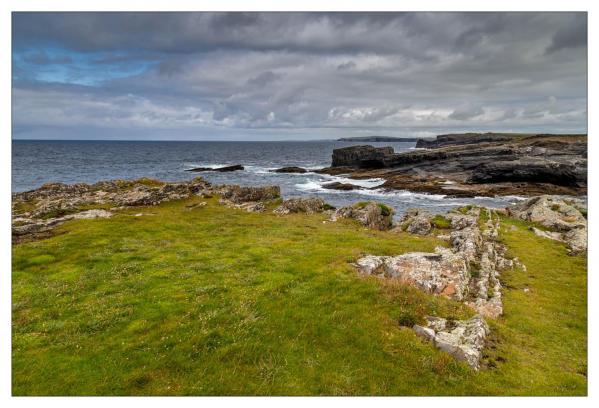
[12,198,587,395]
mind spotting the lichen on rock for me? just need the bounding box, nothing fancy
[413,315,490,370]
[332,201,394,230]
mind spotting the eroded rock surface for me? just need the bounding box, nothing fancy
[273,197,332,215]
[332,201,394,230]
[399,208,433,235]
[12,177,212,242]
[216,185,281,213]
[356,247,469,300]
[413,315,489,369]
[356,206,517,319]
[508,195,587,254]
[319,134,587,197]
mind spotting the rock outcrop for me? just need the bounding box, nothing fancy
[508,195,587,254]
[356,206,518,319]
[273,197,333,215]
[320,134,587,197]
[331,145,394,167]
[12,177,212,242]
[399,208,433,235]
[216,185,281,213]
[332,201,394,230]
[218,185,280,204]
[356,248,470,300]
[413,315,490,370]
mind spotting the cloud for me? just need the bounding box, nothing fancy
[546,13,587,54]
[11,12,588,139]
[246,71,282,87]
[449,105,485,121]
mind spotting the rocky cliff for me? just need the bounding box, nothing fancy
[321,133,587,197]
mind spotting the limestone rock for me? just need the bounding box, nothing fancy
[273,197,332,215]
[219,185,280,204]
[530,226,563,242]
[356,206,518,319]
[413,315,489,369]
[333,201,394,230]
[399,208,433,235]
[12,177,212,242]
[356,247,470,301]
[509,195,587,253]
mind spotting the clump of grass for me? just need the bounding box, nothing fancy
[322,203,336,211]
[551,204,561,212]
[431,215,451,229]
[377,203,392,217]
[397,311,419,327]
[457,205,473,215]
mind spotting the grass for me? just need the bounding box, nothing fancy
[431,215,451,230]
[12,198,587,395]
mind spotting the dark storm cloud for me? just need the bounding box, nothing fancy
[546,13,587,54]
[12,12,587,139]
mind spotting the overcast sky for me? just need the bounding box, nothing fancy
[12,12,587,140]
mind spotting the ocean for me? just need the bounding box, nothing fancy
[12,140,523,215]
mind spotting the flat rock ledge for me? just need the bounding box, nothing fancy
[414,315,489,370]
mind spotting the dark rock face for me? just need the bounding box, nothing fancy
[186,164,244,172]
[321,134,587,197]
[270,166,307,174]
[470,159,586,186]
[322,182,360,191]
[331,145,394,167]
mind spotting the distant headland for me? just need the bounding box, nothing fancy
[337,136,428,142]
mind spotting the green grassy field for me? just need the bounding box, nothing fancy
[12,197,587,395]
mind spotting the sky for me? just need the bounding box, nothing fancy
[12,12,587,141]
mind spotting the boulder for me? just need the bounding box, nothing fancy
[413,315,489,369]
[399,208,433,235]
[273,197,332,215]
[270,166,307,174]
[333,201,394,230]
[331,145,394,167]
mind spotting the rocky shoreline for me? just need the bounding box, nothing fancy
[317,133,587,197]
